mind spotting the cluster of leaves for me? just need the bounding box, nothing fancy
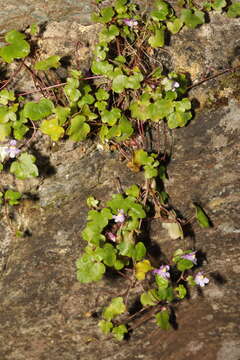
[0,0,239,180]
[75,138,210,339]
[76,184,146,283]
[0,189,21,206]
[76,175,210,339]
[97,247,210,339]
[0,0,223,341]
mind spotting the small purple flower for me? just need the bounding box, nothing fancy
[181,252,197,265]
[7,140,20,158]
[106,231,116,242]
[112,209,125,223]
[123,18,138,27]
[195,272,209,287]
[153,265,170,280]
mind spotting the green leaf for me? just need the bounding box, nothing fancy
[5,30,26,42]
[132,242,146,261]
[76,255,105,283]
[181,9,205,28]
[140,289,159,306]
[172,248,184,259]
[100,25,119,43]
[95,101,108,111]
[212,0,226,11]
[149,98,174,121]
[101,108,121,125]
[128,201,146,219]
[176,258,194,271]
[82,104,98,121]
[0,90,15,105]
[0,30,30,63]
[112,74,128,93]
[0,123,11,140]
[10,152,39,179]
[155,310,171,330]
[148,29,165,48]
[117,241,135,257]
[129,94,151,121]
[114,55,126,64]
[194,204,210,228]
[40,117,64,141]
[150,0,170,21]
[88,208,112,224]
[134,149,150,166]
[114,0,128,14]
[112,325,128,341]
[54,106,70,126]
[64,79,81,103]
[77,94,95,107]
[95,88,109,101]
[103,297,126,321]
[81,225,105,246]
[91,60,113,76]
[203,2,212,11]
[86,196,99,208]
[125,184,140,198]
[126,218,140,231]
[100,7,115,23]
[0,105,17,123]
[144,164,158,179]
[34,55,61,70]
[23,98,54,121]
[4,189,21,205]
[167,111,192,129]
[135,260,153,280]
[94,43,108,61]
[126,72,143,90]
[67,115,90,141]
[12,120,29,140]
[175,98,191,112]
[29,23,39,36]
[227,2,240,18]
[70,69,82,79]
[157,286,174,301]
[113,259,126,270]
[155,274,169,289]
[114,116,134,142]
[98,243,117,267]
[167,18,184,34]
[227,2,240,17]
[98,320,113,334]
[186,275,196,286]
[106,193,125,212]
[175,284,187,299]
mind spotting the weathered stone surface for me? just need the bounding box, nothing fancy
[0,0,95,33]
[0,2,240,360]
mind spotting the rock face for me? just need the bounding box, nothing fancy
[0,2,240,360]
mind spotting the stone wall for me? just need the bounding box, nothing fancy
[0,2,240,359]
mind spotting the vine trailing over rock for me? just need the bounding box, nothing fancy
[0,0,238,340]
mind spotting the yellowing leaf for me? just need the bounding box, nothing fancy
[135,260,153,281]
[40,117,64,141]
[162,222,183,239]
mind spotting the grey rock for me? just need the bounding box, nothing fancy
[0,2,240,360]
